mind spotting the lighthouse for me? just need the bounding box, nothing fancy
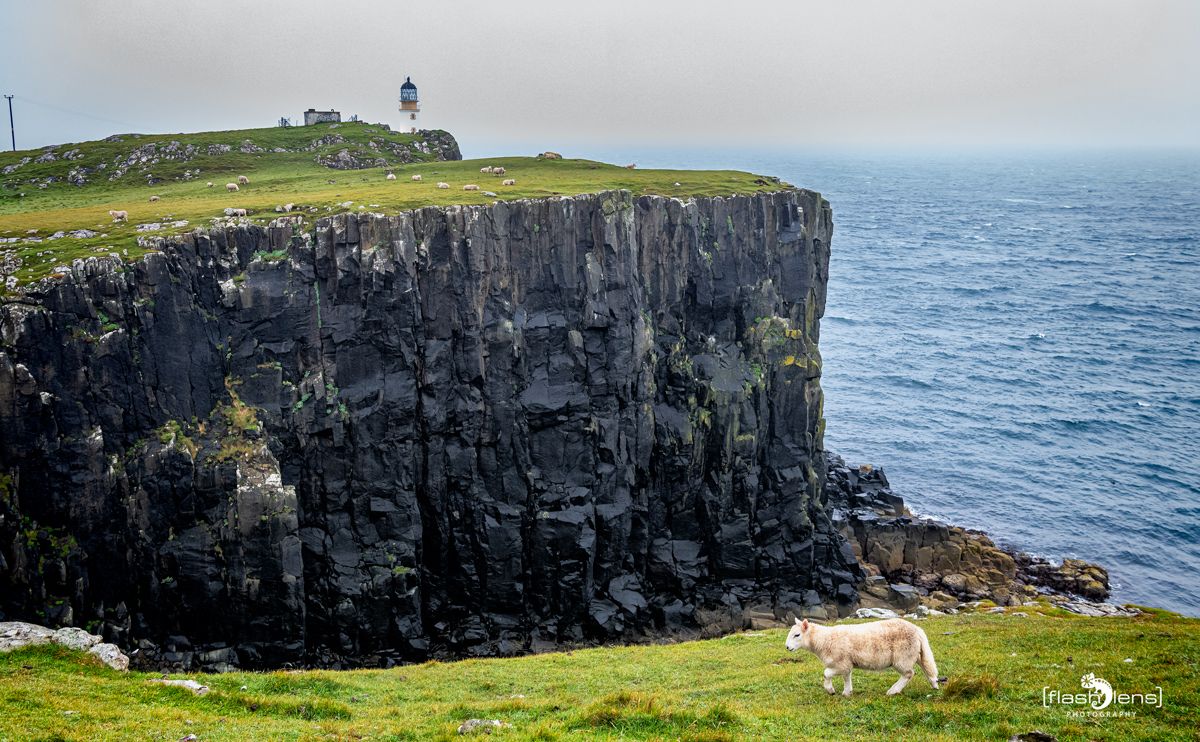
[399,77,420,133]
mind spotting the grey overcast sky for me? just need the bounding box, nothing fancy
[1,0,1198,154]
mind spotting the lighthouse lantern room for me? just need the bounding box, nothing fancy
[399,77,420,133]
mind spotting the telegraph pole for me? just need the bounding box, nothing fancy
[3,96,12,151]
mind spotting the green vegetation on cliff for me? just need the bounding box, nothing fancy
[0,122,787,289]
[1,609,1196,741]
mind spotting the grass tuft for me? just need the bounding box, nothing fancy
[942,673,1001,700]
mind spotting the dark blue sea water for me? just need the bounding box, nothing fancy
[554,145,1200,616]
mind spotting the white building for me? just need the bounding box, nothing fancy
[303,108,341,126]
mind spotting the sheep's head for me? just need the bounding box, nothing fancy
[785,618,813,652]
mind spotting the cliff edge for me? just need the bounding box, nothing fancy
[0,189,862,669]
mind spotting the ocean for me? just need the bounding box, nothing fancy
[555,145,1200,616]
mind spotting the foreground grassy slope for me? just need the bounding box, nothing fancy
[1,609,1196,741]
[0,122,785,289]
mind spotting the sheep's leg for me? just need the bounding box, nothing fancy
[842,669,854,697]
[823,667,837,695]
[887,666,915,696]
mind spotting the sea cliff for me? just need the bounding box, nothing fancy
[0,189,864,669]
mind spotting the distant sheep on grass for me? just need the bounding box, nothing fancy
[625,163,637,169]
[148,195,160,202]
[481,166,494,174]
[206,182,214,188]
[224,207,248,217]
[502,179,516,186]
[436,182,450,189]
[108,210,128,222]
[411,174,422,181]
[237,175,249,185]
[463,184,480,191]
[386,173,397,181]
[226,183,239,192]
[492,167,506,176]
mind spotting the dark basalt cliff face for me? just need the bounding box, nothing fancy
[0,190,861,669]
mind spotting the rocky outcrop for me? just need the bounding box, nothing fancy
[825,454,1112,610]
[314,130,460,169]
[0,621,129,670]
[0,189,861,669]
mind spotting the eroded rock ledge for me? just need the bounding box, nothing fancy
[0,189,862,670]
[825,454,1123,616]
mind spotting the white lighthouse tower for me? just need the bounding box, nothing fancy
[399,77,420,133]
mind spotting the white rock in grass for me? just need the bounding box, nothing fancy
[148,678,210,695]
[1,621,128,671]
[457,719,508,734]
[51,627,102,651]
[88,642,130,671]
[0,622,55,651]
[853,607,899,619]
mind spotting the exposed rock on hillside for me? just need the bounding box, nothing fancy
[0,621,129,670]
[314,130,460,169]
[0,189,859,669]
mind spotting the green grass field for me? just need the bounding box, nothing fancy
[1,608,1196,741]
[0,122,785,290]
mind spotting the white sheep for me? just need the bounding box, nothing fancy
[625,163,637,169]
[224,207,248,217]
[206,182,214,188]
[492,167,506,176]
[386,173,397,181]
[226,183,239,192]
[411,174,422,181]
[480,166,494,174]
[436,182,450,189]
[502,178,516,186]
[237,175,250,185]
[108,210,128,222]
[463,184,480,191]
[148,195,160,202]
[786,618,939,697]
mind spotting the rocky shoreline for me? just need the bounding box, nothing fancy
[824,453,1138,619]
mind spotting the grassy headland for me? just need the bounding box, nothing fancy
[1,607,1196,741]
[0,122,785,289]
